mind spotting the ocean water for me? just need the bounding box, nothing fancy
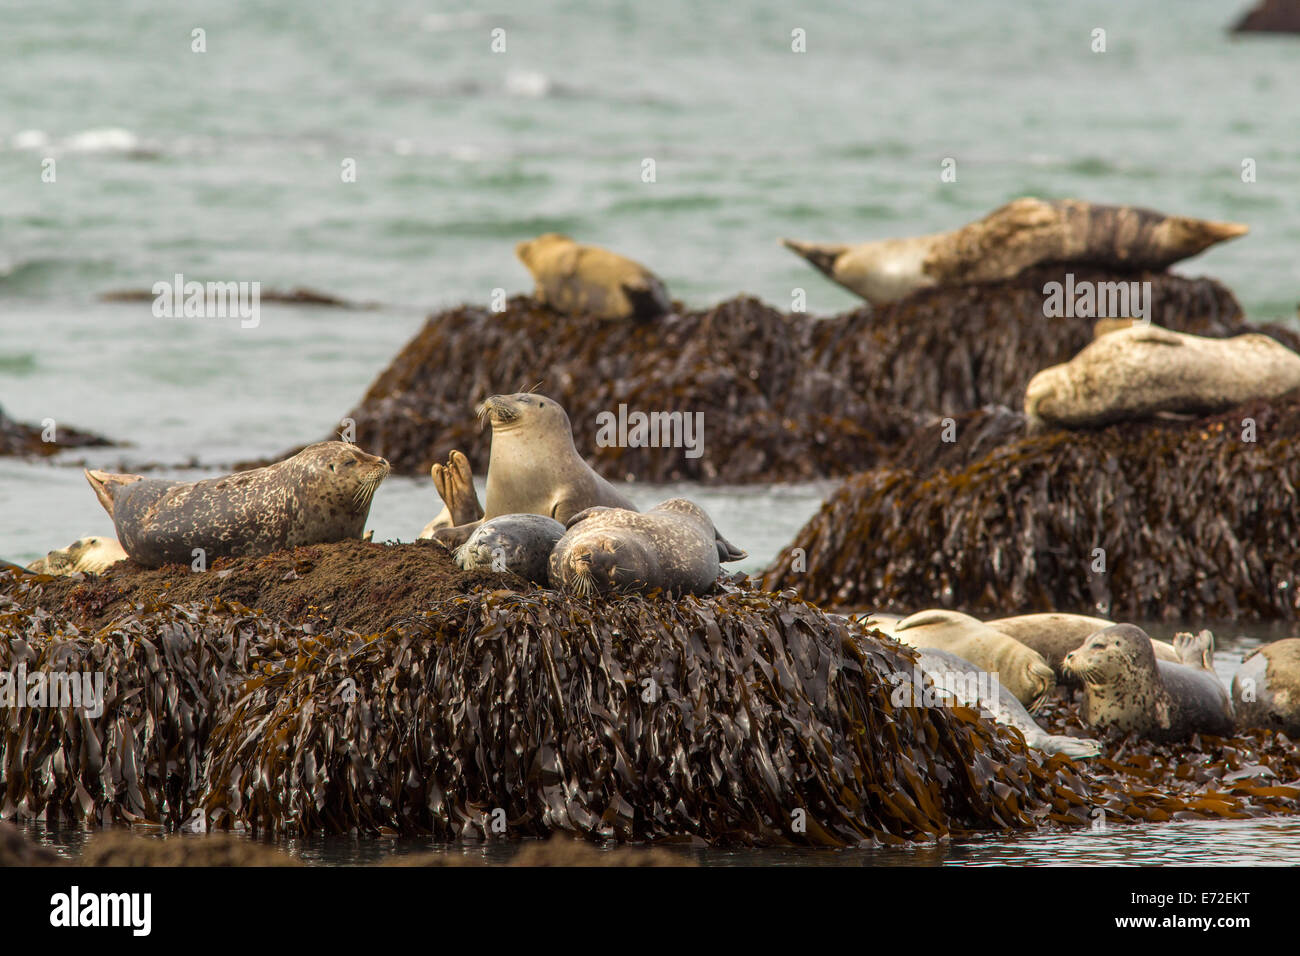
[2,0,1299,864]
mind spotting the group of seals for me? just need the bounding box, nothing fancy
[516,234,672,322]
[1024,325,1300,431]
[549,498,746,597]
[782,197,1248,306]
[891,609,1057,709]
[421,392,637,547]
[1063,625,1235,743]
[983,612,1180,680]
[86,441,389,568]
[424,392,746,596]
[908,647,1101,758]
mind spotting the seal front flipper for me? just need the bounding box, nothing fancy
[1173,629,1215,670]
[84,469,144,518]
[563,505,620,529]
[715,532,747,563]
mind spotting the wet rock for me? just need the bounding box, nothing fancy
[0,403,115,457]
[764,391,1300,621]
[1232,0,1300,33]
[333,269,1241,481]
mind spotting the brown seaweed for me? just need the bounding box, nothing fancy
[764,390,1300,621]
[327,267,1243,482]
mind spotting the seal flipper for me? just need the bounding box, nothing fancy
[84,469,143,519]
[781,238,845,279]
[715,532,747,563]
[563,506,620,529]
[621,280,672,322]
[0,558,33,574]
[1173,629,1215,670]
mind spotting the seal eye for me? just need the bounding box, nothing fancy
[329,464,337,472]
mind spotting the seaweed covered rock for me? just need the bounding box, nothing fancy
[1233,0,1300,33]
[0,403,114,457]
[337,269,1241,481]
[764,391,1300,620]
[2,558,1092,844]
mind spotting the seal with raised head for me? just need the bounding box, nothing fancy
[548,498,746,598]
[27,536,127,575]
[906,647,1101,759]
[984,612,1179,680]
[454,513,566,584]
[1025,325,1300,431]
[1062,624,1235,742]
[782,198,1248,306]
[516,233,672,321]
[422,392,637,549]
[892,609,1056,710]
[85,441,389,569]
[1231,638,1300,735]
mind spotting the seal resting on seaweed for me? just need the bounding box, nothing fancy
[1063,625,1235,742]
[421,392,637,548]
[516,233,672,321]
[1024,325,1300,431]
[904,647,1101,758]
[893,609,1057,710]
[548,498,746,597]
[985,612,1179,681]
[84,441,389,568]
[1231,638,1300,735]
[781,198,1247,306]
[27,536,127,575]
[454,513,566,584]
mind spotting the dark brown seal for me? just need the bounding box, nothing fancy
[85,441,389,568]
[1062,624,1235,742]
[548,498,746,597]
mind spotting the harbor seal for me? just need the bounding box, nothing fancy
[902,647,1101,758]
[1025,325,1300,431]
[516,233,672,321]
[424,392,638,549]
[453,514,566,584]
[984,613,1179,680]
[85,441,389,569]
[892,609,1056,710]
[1231,638,1300,735]
[1062,624,1235,742]
[782,198,1248,306]
[27,536,127,575]
[548,498,746,597]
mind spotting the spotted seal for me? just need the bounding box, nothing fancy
[454,514,566,584]
[1062,624,1235,742]
[1025,325,1300,431]
[85,441,389,568]
[907,647,1101,758]
[27,536,127,575]
[516,233,672,321]
[893,609,1056,710]
[548,498,746,597]
[782,198,1247,306]
[984,612,1179,681]
[1231,638,1300,735]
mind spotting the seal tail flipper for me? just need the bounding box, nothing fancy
[1173,629,1216,670]
[621,280,672,322]
[1168,216,1249,256]
[84,469,143,518]
[715,532,747,563]
[780,238,845,279]
[1035,735,1102,759]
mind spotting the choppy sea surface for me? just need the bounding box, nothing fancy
[2,0,1299,864]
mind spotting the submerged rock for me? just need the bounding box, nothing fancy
[334,269,1242,482]
[0,403,115,457]
[764,391,1300,621]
